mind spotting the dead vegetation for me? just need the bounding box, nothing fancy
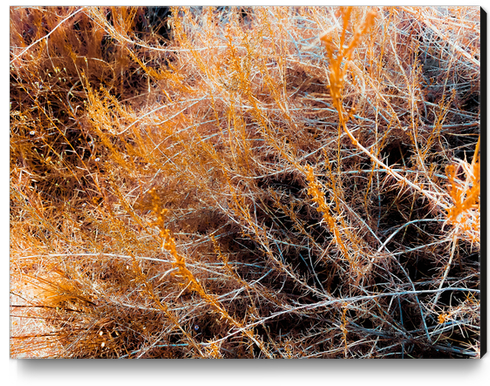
[10,6,481,358]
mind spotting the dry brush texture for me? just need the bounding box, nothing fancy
[10,6,481,358]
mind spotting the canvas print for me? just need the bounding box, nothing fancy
[10,6,481,358]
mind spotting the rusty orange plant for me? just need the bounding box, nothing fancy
[10,6,481,359]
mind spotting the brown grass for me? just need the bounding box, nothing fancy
[10,6,480,358]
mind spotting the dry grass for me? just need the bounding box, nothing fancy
[10,6,481,358]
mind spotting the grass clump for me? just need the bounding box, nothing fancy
[10,6,481,358]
